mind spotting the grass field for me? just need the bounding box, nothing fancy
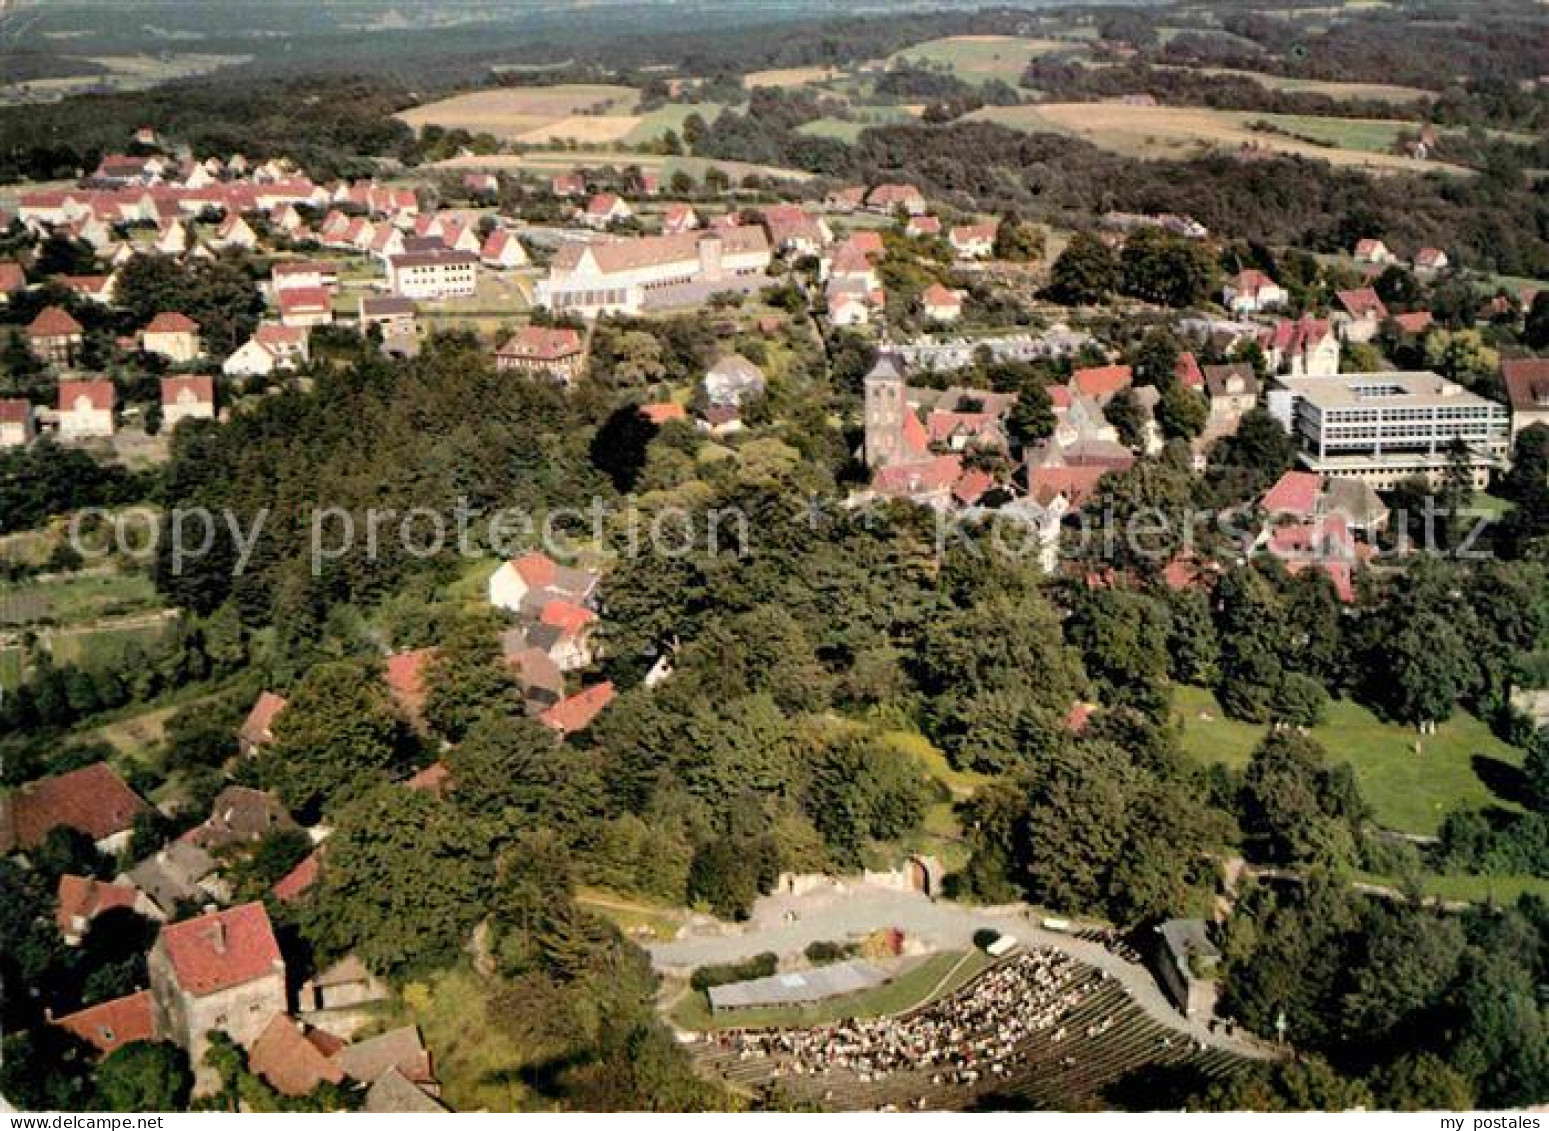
[625,101,731,145]
[1,53,251,106]
[797,106,918,141]
[966,103,1469,174]
[576,886,686,943]
[48,615,176,667]
[1357,870,1549,905]
[0,570,160,627]
[745,65,844,89]
[1177,66,1432,103]
[396,85,642,144]
[392,967,538,1112]
[890,35,1087,85]
[670,949,993,1032]
[0,647,23,688]
[431,149,813,183]
[1174,685,1526,835]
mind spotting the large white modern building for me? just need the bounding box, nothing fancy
[387,249,478,299]
[1268,371,1510,490]
[536,229,771,318]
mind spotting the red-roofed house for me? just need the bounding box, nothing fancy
[248,1015,346,1097]
[1222,269,1287,314]
[1336,288,1388,343]
[487,551,599,615]
[142,312,202,362]
[1175,351,1205,391]
[866,183,927,216]
[551,173,586,198]
[496,325,585,385]
[1070,364,1133,404]
[480,227,529,269]
[272,852,320,904]
[1353,238,1395,266]
[148,903,287,1077]
[540,682,615,737]
[26,306,83,367]
[582,193,633,229]
[906,214,942,238]
[56,874,148,945]
[1028,463,1110,511]
[1261,470,1323,520]
[0,762,147,853]
[921,284,964,324]
[949,223,997,260]
[384,648,437,726]
[1503,358,1549,439]
[1414,247,1450,276]
[1392,310,1434,337]
[662,204,700,235]
[277,286,334,329]
[0,259,25,300]
[58,379,116,440]
[160,375,215,428]
[0,398,35,448]
[239,691,288,758]
[51,991,159,1057]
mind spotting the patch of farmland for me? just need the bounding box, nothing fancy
[395,85,640,143]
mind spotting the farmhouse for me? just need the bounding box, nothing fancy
[161,375,216,428]
[537,228,772,318]
[58,379,116,440]
[142,312,203,362]
[496,325,586,385]
[388,249,479,299]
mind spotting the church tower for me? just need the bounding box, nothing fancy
[863,351,907,469]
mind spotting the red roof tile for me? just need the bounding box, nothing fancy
[1,762,147,851]
[1175,352,1204,391]
[1504,358,1549,414]
[272,852,321,904]
[1029,464,1110,510]
[159,902,283,997]
[160,375,214,407]
[497,326,582,362]
[0,398,31,425]
[0,261,27,293]
[1070,365,1133,400]
[51,990,157,1057]
[144,311,199,334]
[277,286,331,313]
[56,874,139,936]
[27,305,83,338]
[58,380,115,413]
[240,691,288,748]
[249,1015,345,1097]
[1261,470,1322,518]
[639,402,687,424]
[384,648,437,722]
[539,599,596,635]
[540,682,615,736]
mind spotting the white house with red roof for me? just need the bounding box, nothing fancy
[27,306,84,367]
[57,380,116,440]
[1261,315,1340,378]
[271,260,339,294]
[50,990,160,1058]
[1503,358,1549,439]
[142,312,203,362]
[496,325,586,385]
[662,203,700,235]
[154,218,189,256]
[212,213,258,251]
[920,283,964,324]
[828,290,870,326]
[1222,268,1287,315]
[1353,238,1395,266]
[55,874,156,945]
[1413,247,1450,276]
[277,286,334,328]
[480,227,529,269]
[148,902,288,1090]
[488,550,600,615]
[581,193,633,229]
[161,375,216,428]
[551,173,586,198]
[866,183,927,216]
[224,324,309,378]
[0,398,35,447]
[906,214,942,239]
[949,222,997,260]
[1335,287,1389,343]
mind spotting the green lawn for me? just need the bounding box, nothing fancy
[625,102,730,145]
[0,570,160,626]
[670,949,992,1032]
[49,617,174,667]
[0,646,24,688]
[889,34,1087,85]
[1357,870,1549,905]
[1175,685,1525,835]
[390,967,539,1112]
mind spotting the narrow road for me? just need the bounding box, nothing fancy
[647,883,1273,1059]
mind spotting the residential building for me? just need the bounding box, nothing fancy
[142,312,203,362]
[0,398,35,447]
[488,550,600,615]
[26,306,84,367]
[277,286,334,328]
[0,259,25,301]
[148,903,288,1090]
[1414,247,1450,276]
[480,228,528,269]
[920,284,964,324]
[537,229,771,318]
[238,691,288,758]
[1502,358,1549,439]
[1335,287,1389,343]
[1353,238,1395,265]
[55,874,154,945]
[495,326,586,385]
[662,204,700,235]
[50,991,159,1058]
[703,354,766,408]
[866,183,927,216]
[359,296,418,340]
[160,375,216,428]
[1260,316,1340,378]
[1222,268,1287,314]
[949,223,996,260]
[582,193,633,229]
[1268,371,1510,490]
[387,250,478,299]
[224,324,309,378]
[1202,363,1259,439]
[58,379,116,440]
[271,261,339,294]
[0,762,148,854]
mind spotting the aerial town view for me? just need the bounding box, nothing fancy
[2,0,1549,1118]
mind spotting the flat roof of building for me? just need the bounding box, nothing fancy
[707,959,889,1011]
[1274,371,1505,412]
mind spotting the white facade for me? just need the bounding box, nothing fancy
[388,251,478,299]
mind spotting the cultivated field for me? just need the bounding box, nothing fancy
[1180,65,1433,104]
[745,65,844,89]
[890,35,1089,85]
[396,85,644,144]
[432,149,814,183]
[967,102,1469,173]
[0,53,251,106]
